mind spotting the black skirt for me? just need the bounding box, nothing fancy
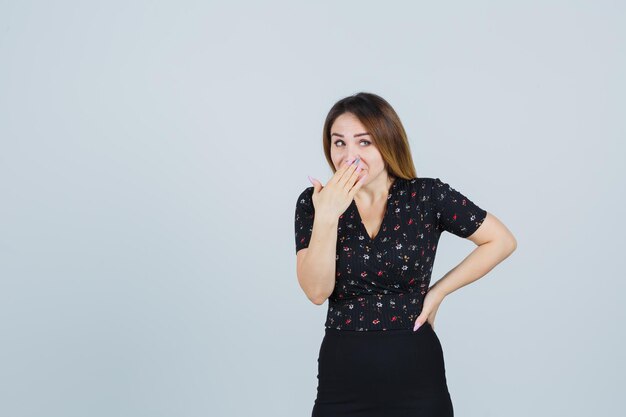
[311,322,454,417]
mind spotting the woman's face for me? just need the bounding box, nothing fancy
[330,112,386,184]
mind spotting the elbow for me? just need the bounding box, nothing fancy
[297,271,331,305]
[298,277,329,305]
[489,234,516,257]
[504,235,517,254]
[310,293,328,306]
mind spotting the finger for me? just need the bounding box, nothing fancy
[342,157,357,171]
[310,178,323,194]
[348,172,368,197]
[345,159,365,189]
[328,158,354,187]
[413,317,426,331]
[336,157,356,176]
[338,157,361,187]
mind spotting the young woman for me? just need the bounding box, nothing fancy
[294,92,517,416]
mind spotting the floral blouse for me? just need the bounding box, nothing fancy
[294,176,487,331]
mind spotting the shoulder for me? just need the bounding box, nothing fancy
[295,186,315,207]
[411,176,455,191]
[401,176,437,196]
[297,186,314,200]
[401,176,436,186]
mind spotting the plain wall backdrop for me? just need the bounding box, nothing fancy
[1,1,624,416]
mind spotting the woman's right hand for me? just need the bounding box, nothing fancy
[308,157,367,220]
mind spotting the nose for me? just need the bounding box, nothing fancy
[345,155,360,165]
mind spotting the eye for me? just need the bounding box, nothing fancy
[333,139,371,147]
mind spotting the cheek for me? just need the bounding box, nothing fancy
[359,155,375,169]
[363,152,383,167]
[332,155,345,169]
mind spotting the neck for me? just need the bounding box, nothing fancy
[356,173,394,203]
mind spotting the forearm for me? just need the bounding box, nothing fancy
[298,215,339,304]
[429,238,516,299]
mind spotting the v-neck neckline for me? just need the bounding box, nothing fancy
[351,177,399,245]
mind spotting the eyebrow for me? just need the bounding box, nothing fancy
[331,132,370,138]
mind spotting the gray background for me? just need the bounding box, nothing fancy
[1,1,624,416]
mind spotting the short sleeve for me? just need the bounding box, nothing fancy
[431,177,487,238]
[294,187,315,254]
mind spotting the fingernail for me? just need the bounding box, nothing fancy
[308,175,315,185]
[413,323,421,331]
[352,156,360,165]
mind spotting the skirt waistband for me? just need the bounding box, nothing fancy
[324,321,432,336]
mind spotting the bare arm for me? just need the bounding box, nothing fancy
[429,212,517,299]
[296,213,340,305]
[295,157,366,305]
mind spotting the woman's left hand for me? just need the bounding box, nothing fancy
[413,286,446,331]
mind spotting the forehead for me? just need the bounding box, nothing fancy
[330,113,367,134]
[331,113,364,129]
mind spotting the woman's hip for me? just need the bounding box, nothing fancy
[316,322,450,397]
